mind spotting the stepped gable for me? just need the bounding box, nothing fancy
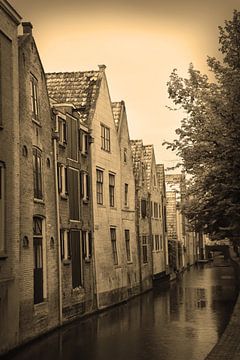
[111,101,124,130]
[143,145,154,190]
[46,70,101,123]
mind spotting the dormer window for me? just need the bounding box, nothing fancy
[57,116,67,145]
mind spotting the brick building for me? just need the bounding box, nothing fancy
[0,0,21,353]
[46,67,140,310]
[18,23,59,342]
[48,100,96,322]
[112,101,141,297]
[130,140,153,292]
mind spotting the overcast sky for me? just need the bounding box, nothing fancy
[10,0,240,167]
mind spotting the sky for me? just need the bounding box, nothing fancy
[10,0,240,167]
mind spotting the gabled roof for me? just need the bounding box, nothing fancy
[46,70,102,123]
[130,140,144,181]
[143,145,154,190]
[111,101,123,130]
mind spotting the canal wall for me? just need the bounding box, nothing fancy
[205,247,240,360]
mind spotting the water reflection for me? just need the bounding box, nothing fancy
[4,260,238,360]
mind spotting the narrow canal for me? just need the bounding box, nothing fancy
[4,257,238,360]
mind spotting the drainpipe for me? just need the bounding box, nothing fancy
[53,132,63,325]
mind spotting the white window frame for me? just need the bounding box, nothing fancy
[56,115,67,145]
[60,229,70,260]
[58,163,68,197]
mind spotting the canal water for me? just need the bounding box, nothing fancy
[5,258,238,360]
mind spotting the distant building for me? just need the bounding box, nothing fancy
[131,140,153,291]
[165,173,197,271]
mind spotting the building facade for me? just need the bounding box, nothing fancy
[0,0,21,353]
[18,23,59,343]
[112,101,141,297]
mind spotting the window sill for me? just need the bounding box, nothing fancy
[0,252,8,260]
[63,259,71,266]
[80,152,88,157]
[59,142,67,149]
[60,194,68,200]
[83,198,89,204]
[114,265,122,269]
[34,198,45,204]
[32,118,41,127]
[34,300,48,310]
[127,261,133,265]
[97,204,106,208]
[84,257,91,263]
[110,206,117,210]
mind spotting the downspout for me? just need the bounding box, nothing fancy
[53,133,62,325]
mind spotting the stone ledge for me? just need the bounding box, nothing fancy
[205,247,240,360]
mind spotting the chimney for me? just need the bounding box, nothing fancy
[98,64,106,72]
[22,22,33,35]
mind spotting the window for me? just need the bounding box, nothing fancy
[33,217,44,304]
[33,147,43,199]
[82,231,92,260]
[141,199,147,218]
[101,124,110,152]
[67,115,78,161]
[60,229,71,260]
[70,230,83,288]
[80,171,90,201]
[160,234,163,250]
[110,228,118,265]
[123,148,127,163]
[57,116,67,145]
[125,230,131,262]
[0,163,5,254]
[155,235,160,251]
[124,183,128,207]
[79,130,88,154]
[57,163,68,197]
[68,168,80,221]
[96,169,103,205]
[142,236,148,263]
[0,32,12,128]
[154,202,159,218]
[30,75,39,121]
[109,173,115,207]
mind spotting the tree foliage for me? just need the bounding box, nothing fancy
[165,10,240,241]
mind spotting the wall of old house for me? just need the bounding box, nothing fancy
[51,104,96,322]
[0,1,21,354]
[118,106,141,297]
[18,27,59,343]
[91,72,128,308]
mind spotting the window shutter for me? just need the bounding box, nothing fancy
[80,171,84,198]
[86,174,90,199]
[82,231,86,258]
[88,232,92,257]
[57,163,62,193]
[85,134,89,154]
[60,230,64,259]
[65,166,68,194]
[79,129,82,152]
[67,231,71,259]
[63,122,67,144]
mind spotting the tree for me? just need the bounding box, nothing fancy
[165,10,240,241]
